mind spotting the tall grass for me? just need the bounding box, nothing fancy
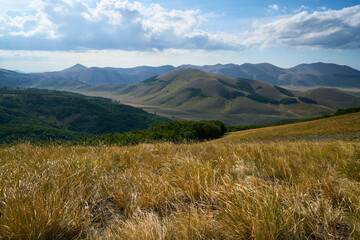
[0,139,359,239]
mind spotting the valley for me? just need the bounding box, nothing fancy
[2,62,360,125]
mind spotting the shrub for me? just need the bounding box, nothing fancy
[280,98,298,105]
[248,93,279,105]
[274,86,294,97]
[81,120,227,146]
[298,97,317,104]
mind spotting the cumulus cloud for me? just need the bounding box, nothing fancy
[269,4,279,11]
[1,1,359,52]
[0,0,243,51]
[245,5,360,49]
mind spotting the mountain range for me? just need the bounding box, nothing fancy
[31,64,176,85]
[23,62,360,88]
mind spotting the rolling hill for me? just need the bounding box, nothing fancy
[80,69,360,125]
[0,87,168,142]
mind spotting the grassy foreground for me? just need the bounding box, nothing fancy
[0,114,360,239]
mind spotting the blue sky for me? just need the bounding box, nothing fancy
[0,0,359,72]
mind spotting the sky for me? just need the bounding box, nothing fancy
[0,0,359,72]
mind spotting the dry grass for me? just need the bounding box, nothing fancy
[0,113,360,239]
[220,112,360,143]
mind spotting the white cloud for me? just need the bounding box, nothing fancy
[0,1,359,52]
[0,0,244,51]
[266,4,279,15]
[245,5,360,49]
[269,4,279,11]
[318,6,328,11]
[294,5,309,13]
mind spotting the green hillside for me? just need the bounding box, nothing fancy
[0,87,169,142]
[82,69,360,125]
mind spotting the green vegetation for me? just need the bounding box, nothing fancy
[0,87,168,143]
[216,85,245,100]
[298,96,318,104]
[248,93,279,105]
[179,88,204,98]
[81,120,226,145]
[274,85,294,97]
[0,124,86,143]
[217,79,255,94]
[334,106,360,115]
[279,97,298,105]
[142,75,159,84]
[236,79,255,93]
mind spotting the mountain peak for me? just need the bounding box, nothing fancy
[62,63,87,72]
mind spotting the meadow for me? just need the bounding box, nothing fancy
[0,113,359,239]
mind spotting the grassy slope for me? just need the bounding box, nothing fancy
[82,69,360,125]
[220,111,360,142]
[0,114,359,239]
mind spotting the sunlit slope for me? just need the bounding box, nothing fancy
[219,112,360,142]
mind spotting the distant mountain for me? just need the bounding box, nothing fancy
[0,68,87,90]
[5,62,358,89]
[81,69,360,125]
[0,68,37,87]
[288,62,360,87]
[32,64,176,85]
[0,87,169,142]
[178,62,360,88]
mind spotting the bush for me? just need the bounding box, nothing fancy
[81,120,227,146]
[298,97,317,104]
[274,86,294,97]
[334,106,360,116]
[248,93,279,105]
[280,98,298,105]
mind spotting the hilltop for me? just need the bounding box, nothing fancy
[82,69,360,125]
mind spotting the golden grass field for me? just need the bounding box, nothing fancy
[0,113,359,239]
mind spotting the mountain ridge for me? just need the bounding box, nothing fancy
[29,62,360,88]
